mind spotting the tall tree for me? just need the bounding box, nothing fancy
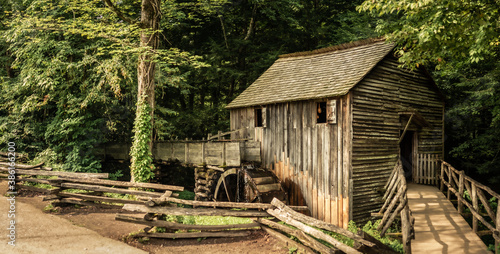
[0,0,203,181]
[103,0,161,182]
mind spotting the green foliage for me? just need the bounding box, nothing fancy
[358,0,500,69]
[43,203,60,213]
[1,0,379,178]
[155,0,377,140]
[130,95,155,182]
[358,0,500,188]
[361,220,403,253]
[107,170,124,181]
[0,0,137,172]
[177,190,195,201]
[0,0,205,176]
[287,246,298,254]
[435,56,500,185]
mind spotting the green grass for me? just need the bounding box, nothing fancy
[156,213,256,233]
[177,190,195,200]
[164,214,253,225]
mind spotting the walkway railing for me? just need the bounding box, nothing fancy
[374,160,414,253]
[439,160,500,253]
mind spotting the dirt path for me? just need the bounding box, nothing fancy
[1,181,287,254]
[0,182,148,254]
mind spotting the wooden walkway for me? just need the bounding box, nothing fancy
[407,183,491,253]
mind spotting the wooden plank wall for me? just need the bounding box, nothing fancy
[351,55,444,223]
[229,96,352,228]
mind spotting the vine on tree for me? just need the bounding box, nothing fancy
[130,94,155,183]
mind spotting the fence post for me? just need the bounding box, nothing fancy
[434,155,438,186]
[440,161,444,192]
[496,205,500,254]
[401,204,411,254]
[471,182,478,233]
[458,171,464,214]
[447,165,452,200]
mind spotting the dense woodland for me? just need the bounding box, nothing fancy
[0,0,499,188]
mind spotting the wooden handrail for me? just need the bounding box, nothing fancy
[375,160,414,254]
[438,160,500,252]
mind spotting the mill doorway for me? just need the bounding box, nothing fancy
[400,131,415,181]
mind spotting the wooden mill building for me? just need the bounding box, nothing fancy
[226,39,445,227]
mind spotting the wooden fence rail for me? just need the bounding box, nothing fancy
[1,168,184,208]
[439,160,500,253]
[2,165,406,252]
[373,160,414,254]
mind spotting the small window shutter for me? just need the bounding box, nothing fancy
[262,107,267,128]
[327,100,337,124]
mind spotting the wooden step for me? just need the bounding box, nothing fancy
[253,177,275,185]
[256,183,281,193]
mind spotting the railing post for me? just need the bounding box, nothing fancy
[440,161,444,192]
[435,155,439,187]
[447,165,451,200]
[458,171,464,214]
[496,204,500,254]
[401,204,411,254]
[471,182,478,233]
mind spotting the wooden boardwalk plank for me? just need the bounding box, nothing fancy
[407,183,491,254]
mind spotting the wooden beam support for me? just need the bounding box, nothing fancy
[398,114,414,144]
[270,198,375,248]
[267,207,361,254]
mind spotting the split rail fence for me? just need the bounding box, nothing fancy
[439,160,500,253]
[119,197,399,254]
[1,161,403,253]
[0,163,184,209]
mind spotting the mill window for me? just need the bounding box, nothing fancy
[317,102,327,123]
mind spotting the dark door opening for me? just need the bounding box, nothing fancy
[400,131,414,182]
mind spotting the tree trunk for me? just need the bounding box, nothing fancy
[137,0,160,143]
[130,0,161,183]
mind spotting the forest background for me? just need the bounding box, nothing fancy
[1,0,499,189]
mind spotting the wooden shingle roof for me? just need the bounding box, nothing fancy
[226,39,395,109]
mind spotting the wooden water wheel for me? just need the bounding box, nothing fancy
[212,165,287,203]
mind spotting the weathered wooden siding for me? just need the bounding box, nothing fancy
[351,55,444,223]
[230,97,352,228]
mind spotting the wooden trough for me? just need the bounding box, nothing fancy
[98,140,261,167]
